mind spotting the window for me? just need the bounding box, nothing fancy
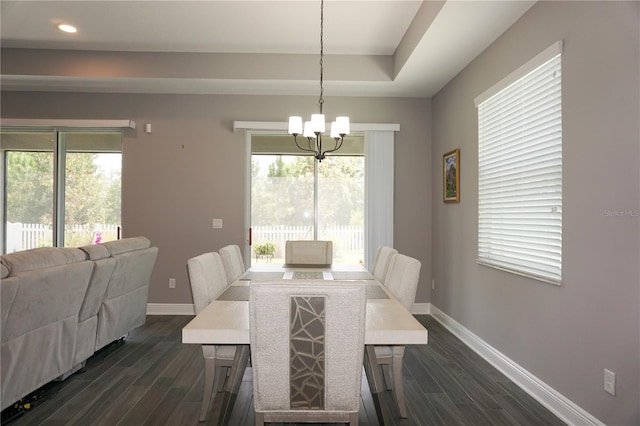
[1,129,122,253]
[236,122,397,269]
[475,41,563,284]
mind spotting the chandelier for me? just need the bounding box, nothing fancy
[287,0,350,162]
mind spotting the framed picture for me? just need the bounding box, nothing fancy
[443,149,460,203]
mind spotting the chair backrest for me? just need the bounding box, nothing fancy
[285,240,333,265]
[249,280,366,420]
[384,253,421,311]
[219,244,245,284]
[371,246,398,284]
[187,252,228,314]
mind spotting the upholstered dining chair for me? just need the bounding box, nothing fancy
[219,244,246,284]
[187,252,238,421]
[285,240,333,265]
[249,280,367,425]
[370,246,398,285]
[372,253,421,418]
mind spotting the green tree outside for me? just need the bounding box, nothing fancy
[5,151,121,247]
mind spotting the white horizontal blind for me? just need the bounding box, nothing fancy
[476,45,562,284]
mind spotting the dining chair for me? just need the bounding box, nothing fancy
[370,246,398,285]
[219,244,246,284]
[285,240,333,265]
[186,252,238,421]
[372,253,421,418]
[249,280,367,425]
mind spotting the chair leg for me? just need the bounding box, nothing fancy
[364,346,384,394]
[199,357,217,422]
[216,366,228,392]
[381,364,393,390]
[392,352,407,418]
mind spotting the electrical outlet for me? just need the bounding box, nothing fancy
[212,218,223,229]
[604,369,616,396]
[169,278,176,289]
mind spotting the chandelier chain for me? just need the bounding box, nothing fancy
[287,0,348,162]
[319,0,324,113]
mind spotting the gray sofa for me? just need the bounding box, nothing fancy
[0,237,158,411]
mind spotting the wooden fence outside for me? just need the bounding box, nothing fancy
[5,222,119,253]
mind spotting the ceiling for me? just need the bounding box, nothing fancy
[0,1,536,97]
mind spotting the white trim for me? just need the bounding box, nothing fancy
[233,121,399,132]
[475,40,563,107]
[243,130,252,266]
[430,305,604,426]
[1,119,136,129]
[147,303,195,315]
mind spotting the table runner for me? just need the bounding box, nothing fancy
[239,271,285,280]
[292,271,324,279]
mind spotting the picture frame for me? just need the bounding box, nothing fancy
[443,149,460,203]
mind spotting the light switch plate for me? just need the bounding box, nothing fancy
[604,369,616,396]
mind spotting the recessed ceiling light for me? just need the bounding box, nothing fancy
[58,24,77,33]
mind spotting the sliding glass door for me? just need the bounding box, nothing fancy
[249,134,364,265]
[1,129,122,253]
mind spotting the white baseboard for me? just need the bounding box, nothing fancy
[430,305,604,426]
[147,303,194,315]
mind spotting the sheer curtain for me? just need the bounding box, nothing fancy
[364,130,395,269]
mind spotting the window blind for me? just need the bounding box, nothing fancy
[475,42,563,284]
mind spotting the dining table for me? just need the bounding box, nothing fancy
[182,262,428,425]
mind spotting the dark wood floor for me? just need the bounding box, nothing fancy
[4,315,565,426]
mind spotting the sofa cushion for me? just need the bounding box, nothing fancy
[1,259,94,409]
[80,244,110,261]
[0,276,19,337]
[1,262,9,279]
[1,247,87,274]
[102,237,150,256]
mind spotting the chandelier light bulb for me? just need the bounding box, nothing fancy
[336,116,350,135]
[288,116,303,135]
[303,121,315,138]
[330,122,339,139]
[310,114,325,133]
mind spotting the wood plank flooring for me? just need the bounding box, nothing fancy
[3,315,565,425]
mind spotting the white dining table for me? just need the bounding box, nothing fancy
[181,263,428,424]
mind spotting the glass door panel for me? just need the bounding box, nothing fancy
[2,131,55,252]
[251,154,314,265]
[317,156,365,264]
[63,131,122,247]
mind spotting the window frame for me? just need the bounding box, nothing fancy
[474,41,564,285]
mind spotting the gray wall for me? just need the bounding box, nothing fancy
[431,2,639,424]
[0,93,432,306]
[2,1,639,423]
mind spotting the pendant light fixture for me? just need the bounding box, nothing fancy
[287,0,350,162]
